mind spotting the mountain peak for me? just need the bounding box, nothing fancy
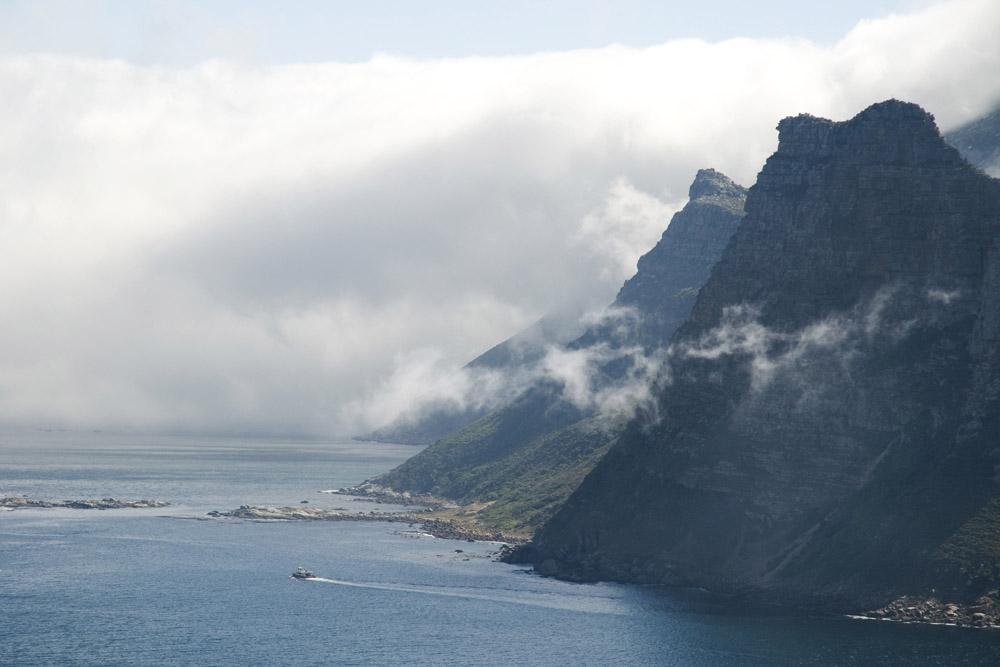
[521,100,1000,618]
[774,99,959,165]
[688,168,745,201]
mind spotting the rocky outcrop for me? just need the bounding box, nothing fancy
[208,504,373,521]
[859,591,1000,627]
[1,496,168,509]
[515,101,1000,619]
[365,170,747,531]
[333,482,450,509]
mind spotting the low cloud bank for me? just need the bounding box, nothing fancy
[1,0,998,435]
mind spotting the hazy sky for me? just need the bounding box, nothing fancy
[1,0,998,436]
[1,1,935,64]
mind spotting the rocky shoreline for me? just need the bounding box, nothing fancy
[333,482,452,510]
[207,504,525,544]
[1,496,169,510]
[855,592,1000,629]
[503,547,1000,629]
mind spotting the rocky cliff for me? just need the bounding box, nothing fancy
[363,170,747,530]
[517,100,1000,615]
[574,168,747,354]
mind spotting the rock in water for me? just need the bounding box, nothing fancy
[520,100,1000,614]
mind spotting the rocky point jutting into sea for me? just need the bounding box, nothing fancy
[509,100,1000,626]
[1,497,168,510]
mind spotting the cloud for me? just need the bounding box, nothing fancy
[680,303,854,392]
[678,283,963,396]
[339,344,542,435]
[0,0,998,435]
[927,288,961,305]
[577,177,683,285]
[541,340,667,416]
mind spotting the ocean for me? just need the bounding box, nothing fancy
[2,432,998,666]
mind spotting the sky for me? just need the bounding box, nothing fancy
[1,0,998,437]
[1,1,936,64]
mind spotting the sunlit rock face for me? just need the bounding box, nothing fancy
[526,100,1000,611]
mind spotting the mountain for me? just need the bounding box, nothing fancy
[365,102,1000,446]
[946,103,1000,176]
[355,312,585,445]
[573,168,747,354]
[514,100,1000,618]
[360,169,747,532]
[359,169,746,447]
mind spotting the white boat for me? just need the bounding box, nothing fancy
[291,566,316,579]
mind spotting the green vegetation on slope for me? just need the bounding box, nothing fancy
[935,496,1000,583]
[468,417,623,532]
[372,386,628,532]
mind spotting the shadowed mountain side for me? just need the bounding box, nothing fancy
[364,170,747,531]
[515,100,1000,617]
[946,102,1000,176]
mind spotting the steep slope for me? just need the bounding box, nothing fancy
[574,168,747,353]
[518,100,1000,615]
[364,170,748,530]
[356,313,584,445]
[946,103,1000,176]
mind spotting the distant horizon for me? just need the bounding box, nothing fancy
[4,425,366,441]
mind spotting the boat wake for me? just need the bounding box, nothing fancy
[304,577,628,615]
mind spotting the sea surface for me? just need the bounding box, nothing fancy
[2,432,999,666]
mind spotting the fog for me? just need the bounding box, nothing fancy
[1,0,998,435]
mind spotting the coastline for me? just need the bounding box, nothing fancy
[1,497,169,510]
[292,485,1000,629]
[853,593,1000,629]
[501,548,1000,630]
[206,504,528,545]
[8,495,997,629]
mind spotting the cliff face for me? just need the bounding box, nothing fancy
[523,100,1000,611]
[575,169,747,353]
[367,170,747,530]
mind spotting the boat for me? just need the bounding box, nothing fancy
[291,566,317,579]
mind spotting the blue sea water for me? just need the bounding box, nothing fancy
[2,433,999,666]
